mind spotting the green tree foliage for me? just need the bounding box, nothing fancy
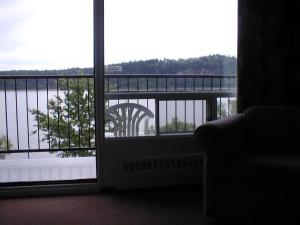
[0,136,12,159]
[160,117,195,133]
[31,78,95,158]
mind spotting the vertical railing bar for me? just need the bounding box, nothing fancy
[228,97,230,116]
[127,98,130,136]
[47,78,50,149]
[184,100,187,132]
[15,79,20,150]
[57,77,60,149]
[220,77,222,90]
[117,77,120,92]
[202,78,204,91]
[87,78,91,148]
[193,77,195,92]
[25,79,30,157]
[107,78,109,93]
[184,77,187,92]
[155,99,160,136]
[219,98,221,119]
[221,98,223,118]
[210,77,213,91]
[127,77,129,92]
[175,77,177,92]
[4,79,9,150]
[117,98,120,115]
[77,78,81,148]
[107,100,110,132]
[217,97,219,119]
[156,77,158,92]
[202,99,204,124]
[36,78,40,150]
[165,77,168,92]
[67,78,71,149]
[175,100,177,132]
[193,100,196,130]
[228,78,231,90]
[166,101,168,133]
[146,77,149,92]
[220,98,222,118]
[137,78,139,92]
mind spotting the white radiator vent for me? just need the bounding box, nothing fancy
[116,153,204,189]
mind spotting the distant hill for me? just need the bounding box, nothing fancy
[0,68,94,76]
[0,54,236,76]
[107,55,237,75]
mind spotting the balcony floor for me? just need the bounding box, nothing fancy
[0,157,96,183]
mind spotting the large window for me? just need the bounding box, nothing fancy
[104,0,237,138]
[0,0,237,187]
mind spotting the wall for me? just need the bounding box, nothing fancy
[238,0,300,112]
[100,136,201,188]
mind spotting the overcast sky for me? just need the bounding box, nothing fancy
[0,0,237,71]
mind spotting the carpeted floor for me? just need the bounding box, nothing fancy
[0,185,218,225]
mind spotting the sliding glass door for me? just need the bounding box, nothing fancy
[0,0,97,185]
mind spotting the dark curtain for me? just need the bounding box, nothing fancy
[237,0,300,112]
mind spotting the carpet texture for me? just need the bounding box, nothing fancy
[0,185,217,225]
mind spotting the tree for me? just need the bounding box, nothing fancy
[31,78,95,158]
[144,118,155,135]
[160,117,195,133]
[0,136,12,159]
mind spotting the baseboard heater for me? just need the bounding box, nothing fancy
[116,153,204,189]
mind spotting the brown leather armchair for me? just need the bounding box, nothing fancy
[194,105,300,225]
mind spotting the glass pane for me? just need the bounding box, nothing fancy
[0,0,96,183]
[104,0,237,137]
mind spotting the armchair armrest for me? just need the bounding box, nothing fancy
[194,114,245,154]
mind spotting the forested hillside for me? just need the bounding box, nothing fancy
[107,55,237,75]
[0,55,236,76]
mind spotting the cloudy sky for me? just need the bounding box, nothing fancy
[0,0,237,71]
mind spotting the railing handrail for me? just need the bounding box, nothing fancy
[105,90,236,100]
[0,73,236,79]
[105,74,236,78]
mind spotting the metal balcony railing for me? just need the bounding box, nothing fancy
[105,74,236,93]
[0,74,95,156]
[104,74,237,137]
[0,74,236,154]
